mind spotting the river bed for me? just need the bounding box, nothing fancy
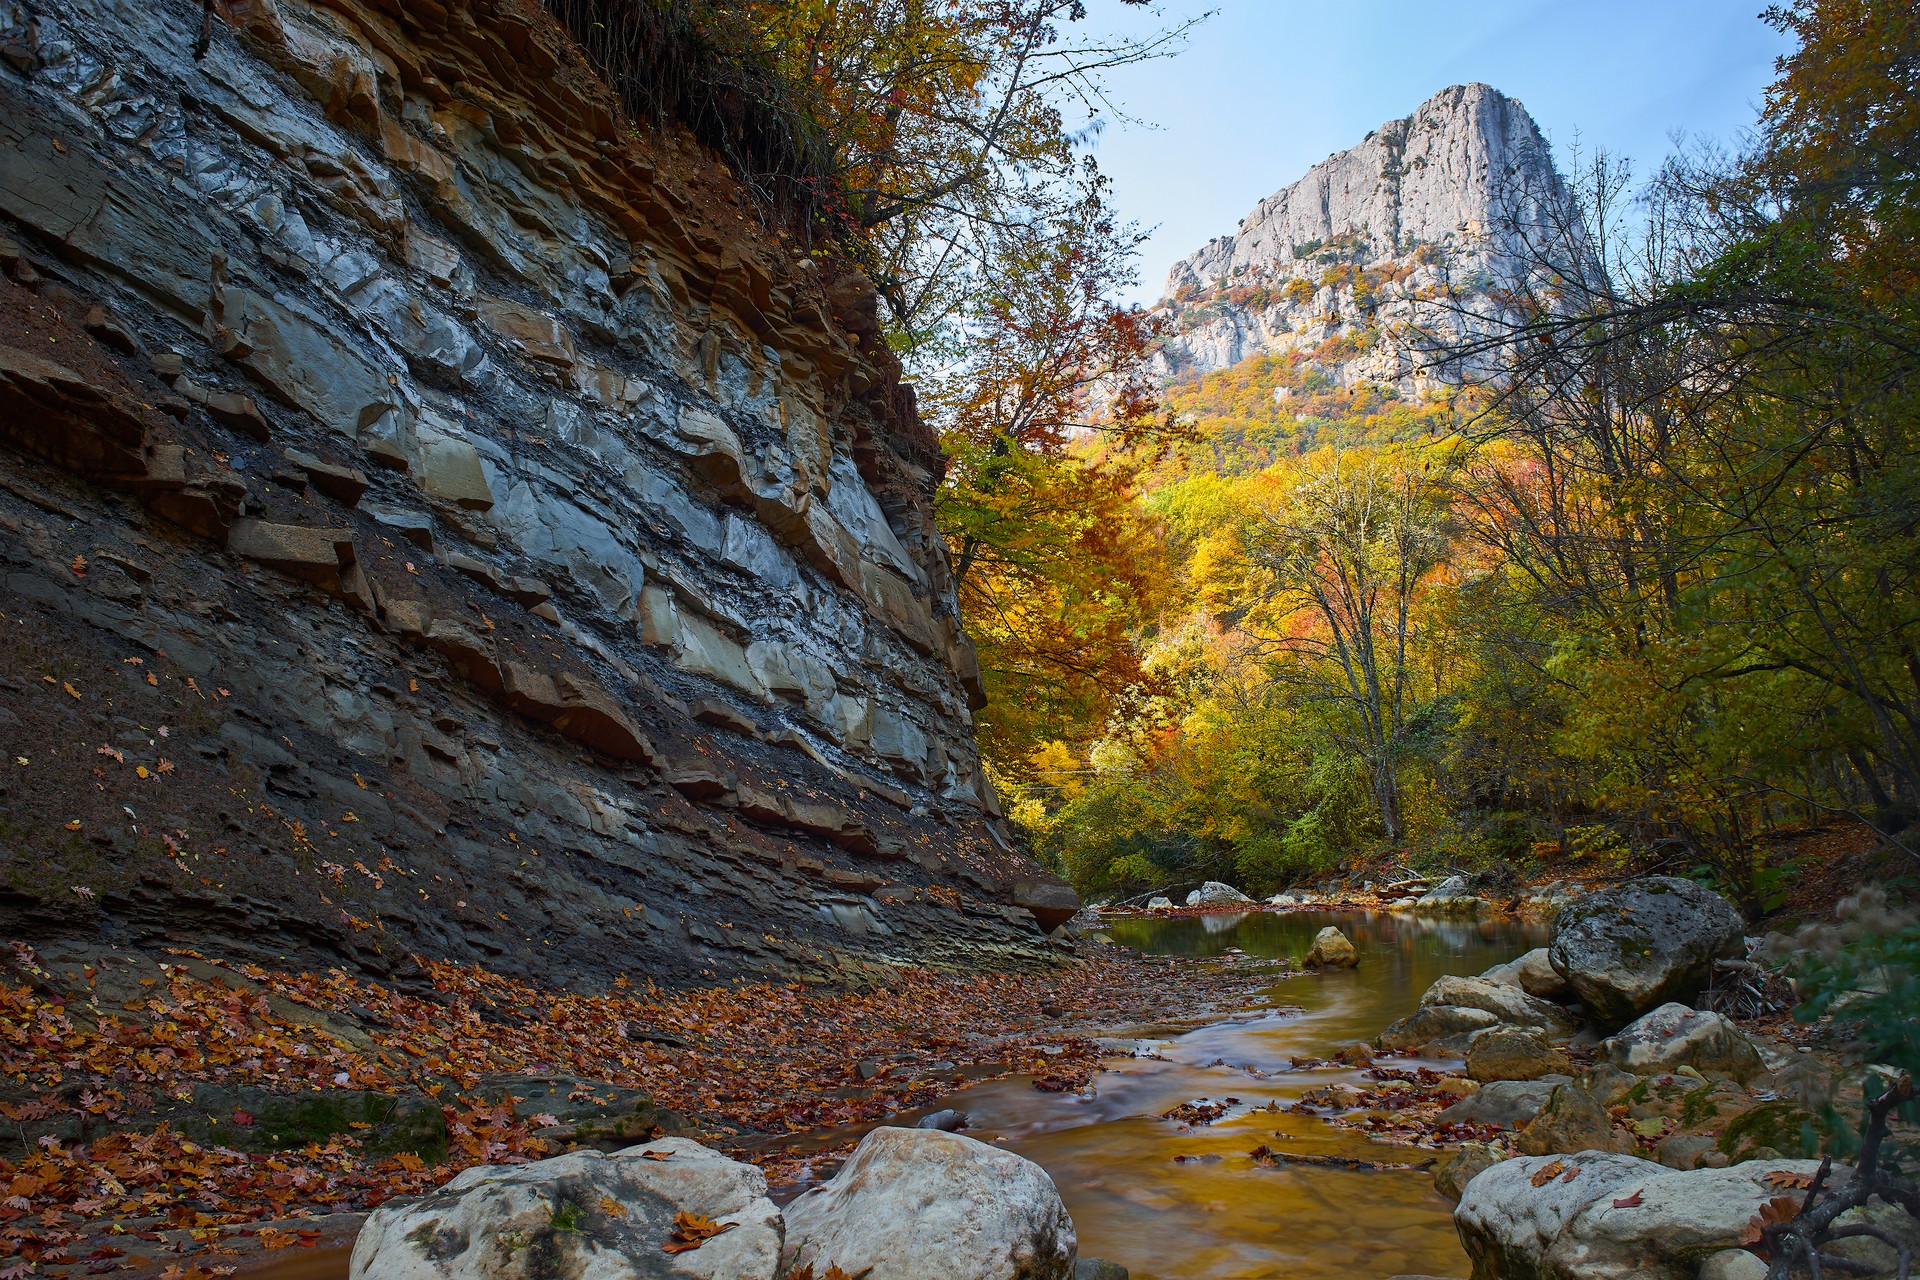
[938,909,1548,1280]
[244,908,1544,1280]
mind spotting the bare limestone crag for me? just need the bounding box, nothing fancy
[0,0,1078,986]
[1152,83,1578,391]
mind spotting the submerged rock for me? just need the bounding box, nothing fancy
[1304,926,1359,968]
[781,1127,1076,1280]
[1456,1153,1824,1280]
[349,1137,782,1279]
[1605,1003,1765,1082]
[1548,877,1745,1027]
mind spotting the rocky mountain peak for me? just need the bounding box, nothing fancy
[1153,83,1574,389]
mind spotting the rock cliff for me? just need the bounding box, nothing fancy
[1153,83,1576,389]
[0,0,1078,987]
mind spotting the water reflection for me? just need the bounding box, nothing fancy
[239,910,1545,1280]
[949,909,1548,1280]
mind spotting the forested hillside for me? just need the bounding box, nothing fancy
[991,1,1920,916]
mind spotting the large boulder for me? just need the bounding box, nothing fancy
[1605,1003,1765,1082]
[349,1137,781,1279]
[1468,1026,1572,1083]
[1379,1004,1500,1052]
[1421,976,1579,1036]
[781,1127,1076,1280]
[1304,926,1359,968]
[1145,896,1174,912]
[1456,1153,1824,1280]
[1548,877,1745,1027]
[1186,881,1254,908]
[1482,949,1572,1002]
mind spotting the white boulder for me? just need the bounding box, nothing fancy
[1421,975,1578,1036]
[1605,1003,1766,1082]
[1416,875,1484,913]
[1482,948,1572,1002]
[349,1137,781,1279]
[1145,896,1174,912]
[781,1127,1076,1280]
[1185,881,1254,907]
[1456,1152,1823,1280]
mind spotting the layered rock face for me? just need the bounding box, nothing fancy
[0,0,1076,985]
[1154,83,1575,388]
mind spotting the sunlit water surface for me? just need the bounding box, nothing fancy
[244,910,1545,1280]
[949,909,1548,1280]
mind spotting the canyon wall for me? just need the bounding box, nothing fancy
[0,0,1078,987]
[1153,83,1577,389]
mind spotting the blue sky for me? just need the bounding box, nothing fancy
[1083,0,1794,304]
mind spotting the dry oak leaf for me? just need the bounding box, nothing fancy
[641,1150,671,1162]
[1531,1160,1567,1187]
[1740,1195,1803,1249]
[1766,1171,1815,1190]
[662,1211,735,1254]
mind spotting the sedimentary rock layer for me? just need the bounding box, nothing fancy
[0,0,1077,985]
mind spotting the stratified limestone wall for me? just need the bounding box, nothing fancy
[0,0,1078,985]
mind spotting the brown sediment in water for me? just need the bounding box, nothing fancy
[79,911,1547,1280]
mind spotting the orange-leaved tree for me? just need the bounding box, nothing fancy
[924,184,1182,768]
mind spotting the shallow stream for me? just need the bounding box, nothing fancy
[945,909,1549,1280]
[246,909,1545,1280]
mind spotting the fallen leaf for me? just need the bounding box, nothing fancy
[1765,1171,1814,1190]
[662,1211,735,1254]
[598,1196,626,1218]
[71,555,87,577]
[1561,1164,1582,1182]
[1613,1191,1644,1208]
[63,682,82,699]
[1740,1195,1803,1249]
[1531,1160,1566,1187]
[641,1149,671,1162]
